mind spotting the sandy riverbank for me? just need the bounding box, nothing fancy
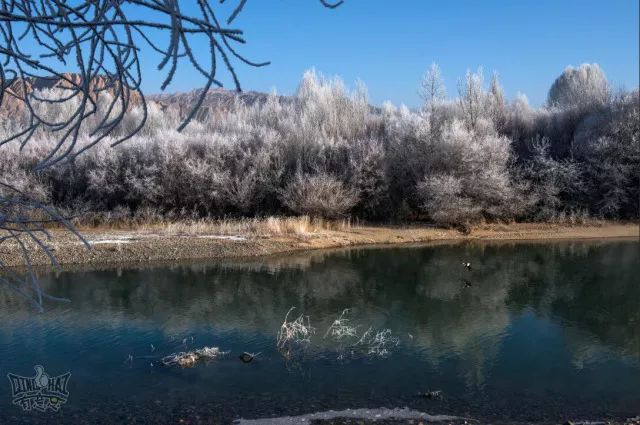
[0,222,637,267]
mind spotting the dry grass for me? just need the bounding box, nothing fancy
[277,307,316,349]
[472,214,607,232]
[324,308,359,340]
[323,309,401,359]
[358,328,400,357]
[275,307,401,361]
[545,211,606,226]
[76,215,354,237]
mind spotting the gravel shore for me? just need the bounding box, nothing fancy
[1,222,637,268]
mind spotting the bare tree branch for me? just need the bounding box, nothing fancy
[0,0,343,310]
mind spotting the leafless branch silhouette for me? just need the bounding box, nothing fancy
[0,0,342,310]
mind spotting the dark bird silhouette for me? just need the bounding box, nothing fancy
[462,261,472,271]
[418,390,443,400]
[239,352,260,363]
[462,279,473,288]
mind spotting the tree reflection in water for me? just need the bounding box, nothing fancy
[0,240,638,422]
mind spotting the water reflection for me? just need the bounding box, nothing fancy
[0,240,638,423]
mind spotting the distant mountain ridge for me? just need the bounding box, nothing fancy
[0,74,387,124]
[0,73,145,116]
[0,74,292,120]
[148,87,293,121]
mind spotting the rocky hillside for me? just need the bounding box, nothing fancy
[0,73,288,121]
[0,73,145,117]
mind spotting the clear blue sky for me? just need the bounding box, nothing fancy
[139,0,639,107]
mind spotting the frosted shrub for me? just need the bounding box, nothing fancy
[416,120,524,224]
[279,172,358,219]
[221,128,284,214]
[504,92,539,151]
[295,69,370,143]
[382,105,434,211]
[417,174,480,225]
[2,66,637,225]
[522,137,583,219]
[348,138,389,217]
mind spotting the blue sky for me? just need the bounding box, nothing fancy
[138,0,639,107]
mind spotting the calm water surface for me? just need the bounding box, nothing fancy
[0,240,639,424]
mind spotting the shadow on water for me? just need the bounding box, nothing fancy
[0,239,638,424]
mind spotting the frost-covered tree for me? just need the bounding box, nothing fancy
[522,137,584,219]
[458,68,486,131]
[419,63,447,110]
[417,174,479,226]
[348,138,389,218]
[547,64,610,110]
[503,92,538,156]
[295,69,370,143]
[0,0,344,310]
[416,119,524,225]
[487,72,507,132]
[419,63,448,136]
[573,90,640,218]
[1,64,637,234]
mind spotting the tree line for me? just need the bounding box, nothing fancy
[1,64,637,226]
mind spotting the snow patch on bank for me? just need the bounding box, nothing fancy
[195,235,247,241]
[86,234,247,245]
[90,238,135,245]
[234,407,472,424]
[89,235,139,245]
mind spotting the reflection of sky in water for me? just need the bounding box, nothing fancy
[0,240,638,423]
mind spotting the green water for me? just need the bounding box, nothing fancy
[0,240,638,424]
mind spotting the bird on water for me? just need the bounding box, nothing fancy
[239,352,261,363]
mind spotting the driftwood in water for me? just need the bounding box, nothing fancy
[161,347,224,368]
